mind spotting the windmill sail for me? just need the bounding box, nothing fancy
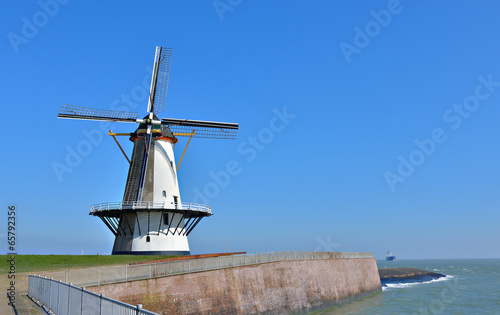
[136,132,151,201]
[148,47,172,116]
[58,104,138,123]
[162,118,238,139]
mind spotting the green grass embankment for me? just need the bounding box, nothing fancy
[0,255,175,274]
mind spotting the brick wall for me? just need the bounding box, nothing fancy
[87,258,381,314]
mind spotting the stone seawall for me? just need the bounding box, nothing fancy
[88,257,381,314]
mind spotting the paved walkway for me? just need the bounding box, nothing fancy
[1,272,46,315]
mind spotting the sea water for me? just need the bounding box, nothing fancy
[320,259,500,314]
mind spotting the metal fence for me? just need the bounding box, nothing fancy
[28,275,158,315]
[34,251,372,288]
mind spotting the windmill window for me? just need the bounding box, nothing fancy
[162,190,166,197]
[146,235,150,242]
[163,213,169,225]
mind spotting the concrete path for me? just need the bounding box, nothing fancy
[1,272,46,315]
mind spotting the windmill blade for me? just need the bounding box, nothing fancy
[161,118,238,139]
[58,104,139,123]
[148,47,172,116]
[137,126,152,202]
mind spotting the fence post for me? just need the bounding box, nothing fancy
[66,270,69,283]
[57,280,61,314]
[39,276,42,305]
[100,293,103,315]
[98,267,101,286]
[68,283,72,315]
[36,276,40,304]
[149,264,152,279]
[125,264,128,282]
[48,277,52,310]
[81,287,84,314]
[188,260,191,273]
[136,304,143,315]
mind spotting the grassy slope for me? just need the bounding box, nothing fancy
[0,255,175,274]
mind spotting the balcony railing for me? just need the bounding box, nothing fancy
[90,201,212,214]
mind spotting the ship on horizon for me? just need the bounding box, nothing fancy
[386,250,396,261]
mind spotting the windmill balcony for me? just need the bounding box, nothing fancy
[90,201,212,216]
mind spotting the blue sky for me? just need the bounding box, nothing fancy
[1,1,499,259]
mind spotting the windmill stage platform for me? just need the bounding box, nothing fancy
[90,201,212,241]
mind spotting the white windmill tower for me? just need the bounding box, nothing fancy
[58,47,238,255]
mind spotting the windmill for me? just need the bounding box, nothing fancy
[58,47,238,255]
